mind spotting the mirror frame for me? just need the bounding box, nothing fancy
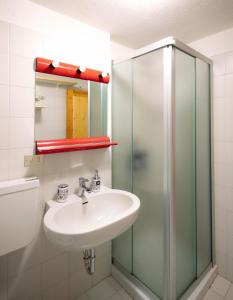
[35,57,117,155]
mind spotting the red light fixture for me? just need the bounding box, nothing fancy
[36,57,110,84]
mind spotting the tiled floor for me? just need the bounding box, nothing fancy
[203,275,233,300]
[77,274,233,300]
[76,276,133,300]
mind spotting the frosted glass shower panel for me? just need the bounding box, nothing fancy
[132,49,165,298]
[112,60,133,272]
[196,59,212,276]
[112,41,212,300]
[175,49,196,298]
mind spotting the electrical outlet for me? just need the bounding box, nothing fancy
[24,155,43,167]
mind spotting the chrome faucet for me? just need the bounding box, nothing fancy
[78,177,91,198]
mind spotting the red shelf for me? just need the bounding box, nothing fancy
[36,136,117,155]
[35,57,110,84]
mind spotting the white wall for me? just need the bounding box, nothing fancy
[189,27,233,58]
[0,1,112,299]
[190,28,233,283]
[110,41,134,61]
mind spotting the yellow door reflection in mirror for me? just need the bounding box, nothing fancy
[66,89,88,138]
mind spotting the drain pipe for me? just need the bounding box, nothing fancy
[83,248,95,275]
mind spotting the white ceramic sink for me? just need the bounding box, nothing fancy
[44,187,140,250]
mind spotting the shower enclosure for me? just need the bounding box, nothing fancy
[112,37,213,300]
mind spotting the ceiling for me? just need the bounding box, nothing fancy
[30,0,233,48]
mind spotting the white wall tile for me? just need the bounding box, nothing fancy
[211,50,233,280]
[8,147,38,179]
[223,164,233,188]
[224,99,233,120]
[225,143,233,165]
[225,51,233,74]
[10,25,43,58]
[42,279,68,300]
[213,99,225,120]
[215,206,227,232]
[215,185,227,209]
[91,252,111,286]
[0,150,9,181]
[216,251,227,278]
[213,120,225,142]
[39,232,63,263]
[0,279,7,300]
[225,187,233,213]
[0,85,9,118]
[225,74,233,98]
[215,229,227,254]
[95,241,111,259]
[213,54,226,76]
[68,251,83,276]
[10,55,34,87]
[0,13,111,300]
[9,118,34,148]
[213,76,225,98]
[10,86,34,117]
[0,20,9,54]
[225,119,233,142]
[214,142,226,164]
[7,234,41,278]
[29,296,42,300]
[214,163,226,187]
[0,53,9,85]
[69,269,92,300]
[41,253,68,290]
[7,266,41,300]
[0,256,7,282]
[0,118,9,149]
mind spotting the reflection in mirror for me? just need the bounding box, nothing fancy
[35,73,108,140]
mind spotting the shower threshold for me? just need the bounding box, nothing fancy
[112,263,217,300]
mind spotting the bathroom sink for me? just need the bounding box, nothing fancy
[43,187,140,250]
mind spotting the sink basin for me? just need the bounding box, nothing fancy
[43,187,140,250]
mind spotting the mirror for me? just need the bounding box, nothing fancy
[35,72,108,141]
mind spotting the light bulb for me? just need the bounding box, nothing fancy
[78,66,86,73]
[100,71,108,78]
[51,60,60,68]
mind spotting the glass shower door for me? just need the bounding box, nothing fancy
[175,49,197,298]
[196,59,212,276]
[112,44,212,300]
[132,49,165,299]
[112,60,133,273]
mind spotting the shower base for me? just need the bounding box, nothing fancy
[112,264,217,300]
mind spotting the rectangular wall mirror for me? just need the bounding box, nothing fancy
[35,73,108,141]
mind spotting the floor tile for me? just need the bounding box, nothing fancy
[106,277,121,292]
[225,284,233,300]
[76,294,89,300]
[87,277,117,300]
[109,293,122,300]
[211,275,231,297]
[117,288,133,300]
[203,289,223,300]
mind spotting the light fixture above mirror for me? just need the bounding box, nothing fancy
[34,57,116,155]
[36,57,110,84]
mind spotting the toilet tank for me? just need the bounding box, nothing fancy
[0,177,40,256]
